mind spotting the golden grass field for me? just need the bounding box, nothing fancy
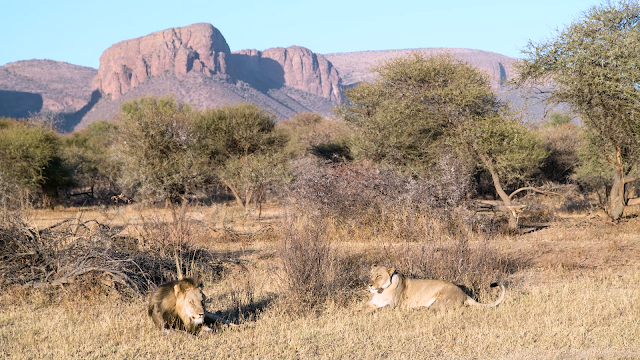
[1,204,640,359]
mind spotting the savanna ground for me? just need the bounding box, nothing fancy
[1,201,640,360]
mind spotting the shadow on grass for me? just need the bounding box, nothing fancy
[206,297,275,330]
[518,224,549,235]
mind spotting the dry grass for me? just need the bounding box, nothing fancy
[1,204,640,359]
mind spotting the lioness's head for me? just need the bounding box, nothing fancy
[368,265,396,293]
[174,279,206,325]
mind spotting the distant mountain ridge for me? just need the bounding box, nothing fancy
[324,48,514,87]
[0,23,524,132]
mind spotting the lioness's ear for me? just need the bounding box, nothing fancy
[387,267,395,274]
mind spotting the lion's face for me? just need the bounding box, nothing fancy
[368,266,395,293]
[175,285,206,325]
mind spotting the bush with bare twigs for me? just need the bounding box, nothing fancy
[288,156,472,220]
[0,213,225,296]
[277,216,367,311]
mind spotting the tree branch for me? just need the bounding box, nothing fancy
[627,198,640,207]
[508,186,566,200]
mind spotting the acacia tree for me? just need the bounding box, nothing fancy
[116,96,207,204]
[513,0,640,220]
[339,53,547,229]
[194,103,288,210]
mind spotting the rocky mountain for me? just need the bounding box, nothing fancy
[78,23,341,131]
[91,23,230,100]
[229,46,341,103]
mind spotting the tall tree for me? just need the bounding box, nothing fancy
[194,103,288,209]
[513,0,640,220]
[116,96,209,280]
[339,53,547,229]
[116,96,206,204]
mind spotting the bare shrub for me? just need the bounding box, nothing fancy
[0,213,225,297]
[276,216,366,311]
[289,155,472,220]
[0,214,151,294]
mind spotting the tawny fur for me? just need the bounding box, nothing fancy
[363,265,505,312]
[148,278,206,334]
[148,278,238,334]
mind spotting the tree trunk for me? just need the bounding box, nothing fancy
[608,170,625,220]
[479,154,518,230]
[219,176,246,209]
[608,146,626,221]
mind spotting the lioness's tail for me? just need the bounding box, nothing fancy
[466,283,505,308]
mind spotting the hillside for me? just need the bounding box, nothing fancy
[0,60,98,131]
[76,71,335,129]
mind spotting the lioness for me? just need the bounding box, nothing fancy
[363,265,505,312]
[148,278,236,334]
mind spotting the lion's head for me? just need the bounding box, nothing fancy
[174,280,206,326]
[368,265,396,294]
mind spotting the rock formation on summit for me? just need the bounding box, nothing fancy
[91,23,342,105]
[230,46,341,103]
[92,23,230,99]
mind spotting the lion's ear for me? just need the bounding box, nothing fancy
[371,264,378,270]
[174,284,181,296]
[387,267,395,274]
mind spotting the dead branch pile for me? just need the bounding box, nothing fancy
[0,214,224,295]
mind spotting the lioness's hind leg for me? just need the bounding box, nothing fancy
[426,294,465,311]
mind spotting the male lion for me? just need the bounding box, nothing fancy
[148,278,236,334]
[363,265,505,312]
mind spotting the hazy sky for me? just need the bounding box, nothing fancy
[1,0,599,68]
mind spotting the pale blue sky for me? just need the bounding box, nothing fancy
[1,0,599,68]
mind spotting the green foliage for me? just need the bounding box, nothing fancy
[195,103,283,161]
[0,118,71,207]
[545,112,573,128]
[538,123,583,183]
[194,103,289,207]
[514,0,640,218]
[60,120,118,193]
[279,112,351,162]
[573,130,616,191]
[339,52,546,187]
[116,96,207,201]
[0,119,58,188]
[462,113,547,185]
